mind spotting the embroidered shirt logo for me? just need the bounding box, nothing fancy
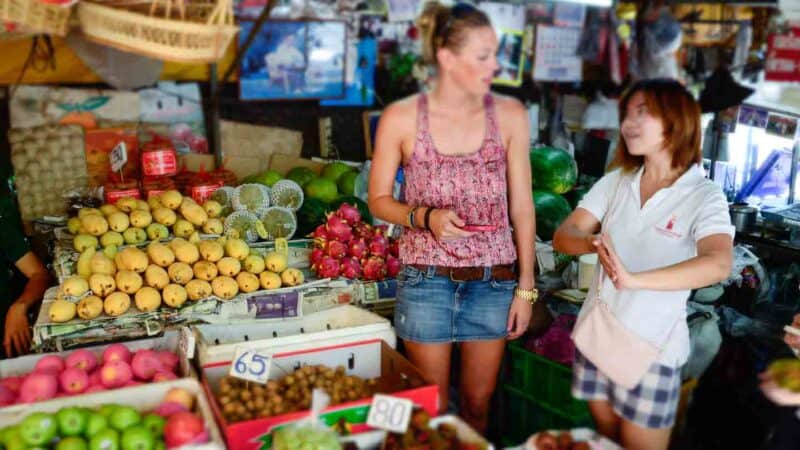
[656,214,682,238]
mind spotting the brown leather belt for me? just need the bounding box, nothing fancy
[410,264,516,282]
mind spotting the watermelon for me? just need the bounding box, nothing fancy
[286,167,317,187]
[533,190,572,241]
[296,197,329,237]
[564,186,590,209]
[530,147,578,194]
[329,196,373,224]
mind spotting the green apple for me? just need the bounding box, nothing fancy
[20,412,58,446]
[58,407,90,437]
[120,426,154,450]
[86,413,109,439]
[98,405,122,418]
[153,441,165,450]
[140,415,165,438]
[109,407,141,432]
[3,426,26,450]
[57,436,89,450]
[89,428,119,450]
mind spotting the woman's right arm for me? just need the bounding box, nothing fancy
[552,209,601,256]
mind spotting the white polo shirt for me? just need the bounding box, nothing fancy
[577,164,735,366]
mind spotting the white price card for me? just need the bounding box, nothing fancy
[229,346,272,384]
[110,142,128,172]
[179,326,195,359]
[366,394,413,433]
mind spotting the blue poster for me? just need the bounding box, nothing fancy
[239,21,347,101]
[321,38,377,107]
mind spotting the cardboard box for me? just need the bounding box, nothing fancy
[201,339,438,450]
[221,121,302,180]
[0,378,225,450]
[194,305,396,367]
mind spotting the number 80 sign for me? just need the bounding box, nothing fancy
[229,346,272,384]
[367,394,413,433]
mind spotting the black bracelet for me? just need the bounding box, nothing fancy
[424,207,435,231]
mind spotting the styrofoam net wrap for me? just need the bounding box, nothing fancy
[269,179,304,212]
[223,210,260,243]
[259,206,297,241]
[232,183,270,216]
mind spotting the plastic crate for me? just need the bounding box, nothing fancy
[500,341,593,445]
[506,340,587,417]
[501,385,594,445]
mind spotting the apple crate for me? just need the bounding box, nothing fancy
[0,378,225,450]
[0,331,197,413]
[194,305,395,367]
[201,339,438,450]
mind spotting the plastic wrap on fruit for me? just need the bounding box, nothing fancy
[271,389,341,450]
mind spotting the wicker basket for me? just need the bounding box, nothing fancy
[0,0,73,36]
[77,0,238,64]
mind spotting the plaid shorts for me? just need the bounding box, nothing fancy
[572,350,681,429]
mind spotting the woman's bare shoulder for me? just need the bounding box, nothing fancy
[491,93,527,119]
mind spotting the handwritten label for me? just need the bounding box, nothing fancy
[110,142,128,172]
[229,346,272,384]
[366,394,413,433]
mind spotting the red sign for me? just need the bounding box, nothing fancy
[142,149,178,177]
[105,188,141,204]
[766,26,800,82]
[191,182,223,203]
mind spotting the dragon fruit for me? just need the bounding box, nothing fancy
[310,248,325,266]
[325,215,353,243]
[369,234,389,257]
[388,240,399,258]
[362,256,387,281]
[373,224,389,236]
[316,256,341,279]
[310,224,329,240]
[348,239,368,259]
[353,222,373,240]
[326,240,348,259]
[340,257,362,279]
[336,203,361,224]
[386,256,401,278]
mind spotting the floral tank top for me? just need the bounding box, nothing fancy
[399,93,517,267]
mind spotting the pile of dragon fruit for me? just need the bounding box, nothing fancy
[310,203,401,281]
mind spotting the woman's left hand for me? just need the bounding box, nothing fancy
[596,233,637,290]
[506,296,532,340]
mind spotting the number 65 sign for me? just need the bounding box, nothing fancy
[229,346,272,384]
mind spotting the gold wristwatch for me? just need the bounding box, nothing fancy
[514,287,539,304]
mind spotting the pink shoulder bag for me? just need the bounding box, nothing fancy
[571,175,661,390]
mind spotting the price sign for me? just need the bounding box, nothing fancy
[110,142,128,172]
[229,346,272,384]
[274,238,289,256]
[179,326,195,359]
[366,394,413,433]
